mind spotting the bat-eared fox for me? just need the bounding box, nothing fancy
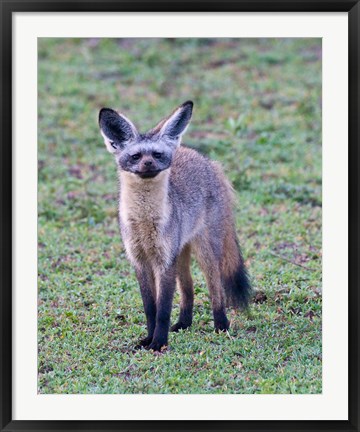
[99,101,251,351]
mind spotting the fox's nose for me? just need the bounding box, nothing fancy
[144,160,153,167]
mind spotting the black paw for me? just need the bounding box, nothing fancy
[215,318,230,333]
[213,308,230,333]
[135,336,153,350]
[170,321,192,332]
[147,339,168,352]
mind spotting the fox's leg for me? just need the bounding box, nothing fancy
[134,265,157,348]
[193,236,230,332]
[148,262,177,351]
[171,244,194,332]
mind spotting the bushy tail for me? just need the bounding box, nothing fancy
[221,228,252,309]
[211,160,252,309]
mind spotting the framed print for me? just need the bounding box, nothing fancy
[1,1,359,431]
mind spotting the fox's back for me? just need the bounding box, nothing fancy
[168,146,234,250]
[170,146,232,207]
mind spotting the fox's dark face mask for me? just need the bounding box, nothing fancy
[99,101,193,179]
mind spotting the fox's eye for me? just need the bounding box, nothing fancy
[153,152,163,159]
[131,153,141,161]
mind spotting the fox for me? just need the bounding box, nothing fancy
[98,101,251,351]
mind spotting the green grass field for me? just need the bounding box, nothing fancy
[38,38,322,394]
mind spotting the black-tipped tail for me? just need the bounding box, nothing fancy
[221,238,252,309]
[223,262,252,309]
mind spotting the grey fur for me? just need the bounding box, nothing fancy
[99,101,251,351]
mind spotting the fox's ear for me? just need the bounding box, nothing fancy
[151,101,193,144]
[99,108,138,153]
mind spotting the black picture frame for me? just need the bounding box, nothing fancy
[1,1,359,431]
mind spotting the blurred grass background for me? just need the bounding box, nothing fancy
[38,38,322,394]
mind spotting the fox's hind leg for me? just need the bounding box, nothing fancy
[193,235,230,332]
[171,244,194,332]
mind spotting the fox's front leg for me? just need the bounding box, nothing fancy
[135,265,157,348]
[148,263,177,352]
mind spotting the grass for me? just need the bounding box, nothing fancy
[38,38,322,394]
